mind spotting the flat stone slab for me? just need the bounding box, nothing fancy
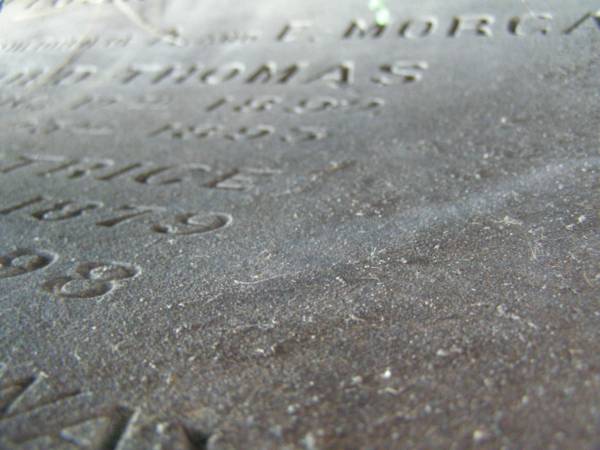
[0,1,599,448]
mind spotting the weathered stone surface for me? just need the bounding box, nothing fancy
[0,1,599,448]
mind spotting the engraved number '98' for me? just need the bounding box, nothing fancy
[0,248,138,299]
[43,262,139,298]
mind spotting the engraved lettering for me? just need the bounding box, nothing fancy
[122,64,175,84]
[152,213,232,235]
[37,160,79,176]
[8,152,279,192]
[205,96,233,112]
[234,96,282,113]
[306,62,354,86]
[95,205,159,228]
[204,167,276,190]
[95,163,143,181]
[362,97,385,111]
[245,62,305,84]
[277,21,313,42]
[449,15,495,37]
[193,123,223,139]
[399,17,438,38]
[564,10,600,34]
[372,61,428,85]
[289,96,339,114]
[0,368,133,446]
[0,156,36,174]
[36,158,113,179]
[189,124,223,139]
[509,13,553,36]
[43,261,139,299]
[343,19,386,39]
[133,164,211,185]
[0,196,44,215]
[71,94,169,111]
[70,95,104,111]
[0,69,46,87]
[132,167,173,184]
[31,201,101,221]
[173,64,199,83]
[0,249,55,279]
[225,125,275,141]
[201,62,245,85]
[149,123,224,140]
[149,123,189,140]
[283,126,328,143]
[52,65,97,85]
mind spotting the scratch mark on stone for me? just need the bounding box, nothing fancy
[113,0,184,46]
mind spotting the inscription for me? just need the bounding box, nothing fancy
[0,94,51,112]
[43,261,139,299]
[1,194,233,238]
[7,118,329,144]
[0,367,211,449]
[2,8,597,48]
[0,60,428,89]
[0,248,56,279]
[0,369,133,448]
[205,95,384,114]
[149,122,329,143]
[0,33,260,53]
[0,35,131,53]
[13,118,113,136]
[0,93,382,117]
[0,154,280,192]
[192,30,261,45]
[341,11,600,38]
[31,200,101,221]
[152,212,232,236]
[0,247,138,299]
[70,94,171,111]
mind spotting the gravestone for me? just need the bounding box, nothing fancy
[0,0,599,448]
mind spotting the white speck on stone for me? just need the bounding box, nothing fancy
[351,375,363,385]
[302,432,317,450]
[501,215,522,226]
[473,428,490,444]
[382,368,392,379]
[578,215,586,224]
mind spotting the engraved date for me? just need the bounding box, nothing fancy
[205,95,385,115]
[0,195,233,237]
[0,248,138,299]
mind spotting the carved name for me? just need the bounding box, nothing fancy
[0,154,280,192]
[0,60,428,88]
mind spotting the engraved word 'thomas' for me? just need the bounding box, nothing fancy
[0,60,428,88]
